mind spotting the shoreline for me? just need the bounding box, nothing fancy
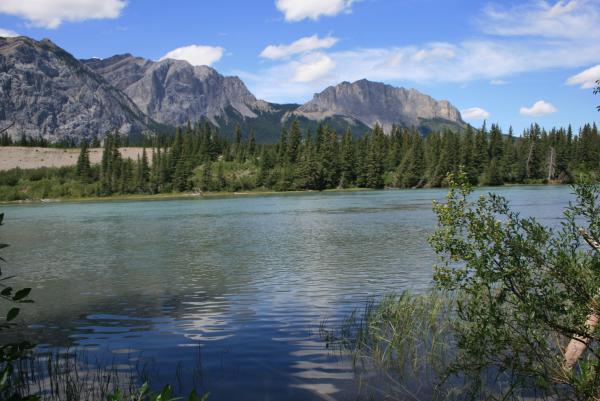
[0,183,569,205]
[0,187,373,205]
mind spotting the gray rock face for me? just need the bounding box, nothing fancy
[0,35,466,143]
[294,79,463,132]
[83,55,271,127]
[0,37,154,142]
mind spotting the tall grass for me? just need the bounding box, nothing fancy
[8,347,205,401]
[321,291,458,400]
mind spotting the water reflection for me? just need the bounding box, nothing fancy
[0,186,573,400]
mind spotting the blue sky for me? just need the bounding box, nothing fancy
[0,0,599,134]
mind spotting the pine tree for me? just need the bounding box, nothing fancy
[295,131,323,190]
[396,132,424,188]
[365,124,385,189]
[257,148,276,188]
[287,120,302,164]
[339,128,355,188]
[277,127,288,164]
[76,139,91,182]
[247,130,256,158]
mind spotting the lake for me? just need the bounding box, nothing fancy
[0,186,573,400]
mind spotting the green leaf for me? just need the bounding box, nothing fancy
[187,390,209,401]
[155,385,175,401]
[6,307,19,322]
[13,288,31,301]
[1,287,12,296]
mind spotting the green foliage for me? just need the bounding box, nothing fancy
[75,140,91,182]
[0,214,37,401]
[2,121,600,202]
[322,292,455,400]
[429,169,600,400]
[107,383,208,401]
[595,79,599,111]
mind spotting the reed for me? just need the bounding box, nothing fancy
[321,291,457,400]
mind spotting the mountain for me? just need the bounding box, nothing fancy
[0,36,158,142]
[292,79,465,134]
[82,54,274,128]
[0,36,465,144]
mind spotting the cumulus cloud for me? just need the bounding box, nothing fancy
[0,0,126,29]
[260,35,338,60]
[0,28,19,37]
[292,53,335,82]
[160,45,224,67]
[244,0,600,103]
[461,107,490,120]
[275,0,354,22]
[520,100,558,117]
[566,64,600,89]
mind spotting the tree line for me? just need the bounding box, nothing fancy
[1,120,599,200]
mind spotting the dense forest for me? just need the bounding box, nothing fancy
[0,120,599,201]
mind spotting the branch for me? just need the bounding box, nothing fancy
[563,228,600,370]
[579,227,600,251]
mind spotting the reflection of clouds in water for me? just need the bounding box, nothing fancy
[3,187,574,401]
[179,299,233,343]
[290,383,340,400]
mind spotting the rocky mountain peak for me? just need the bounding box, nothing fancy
[295,79,463,132]
[84,55,270,127]
[0,36,154,142]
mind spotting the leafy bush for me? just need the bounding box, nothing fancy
[430,170,600,400]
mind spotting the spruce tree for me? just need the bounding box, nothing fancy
[76,139,91,182]
[339,128,356,188]
[287,120,302,164]
[365,124,385,189]
[396,132,424,188]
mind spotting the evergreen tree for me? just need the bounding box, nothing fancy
[287,120,302,164]
[76,139,91,182]
[396,132,424,188]
[339,128,355,188]
[365,124,385,189]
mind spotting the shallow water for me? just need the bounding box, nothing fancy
[0,186,573,400]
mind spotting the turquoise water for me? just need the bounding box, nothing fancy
[0,186,573,400]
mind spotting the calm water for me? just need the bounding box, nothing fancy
[0,186,573,400]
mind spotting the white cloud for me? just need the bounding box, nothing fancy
[520,100,558,117]
[0,0,126,29]
[461,107,490,120]
[160,45,224,67]
[292,53,335,82]
[260,35,338,60]
[0,28,19,37]
[275,0,354,22]
[490,79,507,85]
[566,64,600,89]
[412,43,455,62]
[479,0,600,40]
[242,1,600,103]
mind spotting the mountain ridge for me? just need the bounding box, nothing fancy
[0,36,159,142]
[0,36,465,143]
